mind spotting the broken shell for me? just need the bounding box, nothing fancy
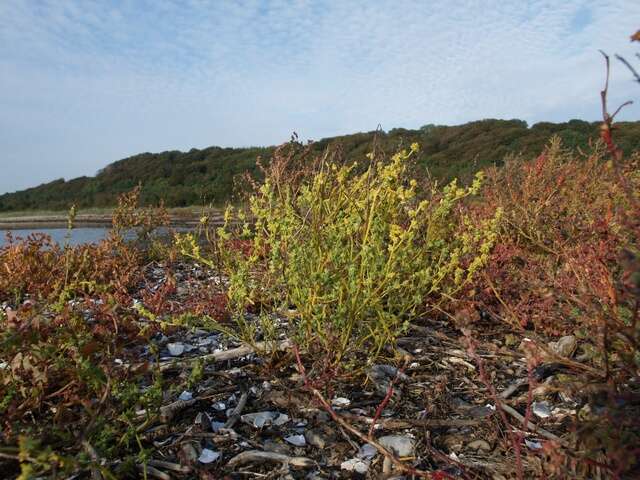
[331,397,351,408]
[532,401,552,419]
[273,413,290,426]
[167,342,185,356]
[211,421,225,432]
[212,401,226,411]
[284,434,306,447]
[525,438,543,450]
[178,391,193,401]
[241,411,290,428]
[341,458,370,474]
[198,448,221,463]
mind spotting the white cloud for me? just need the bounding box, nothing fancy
[0,0,639,193]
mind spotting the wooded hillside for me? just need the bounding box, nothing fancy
[2,118,639,211]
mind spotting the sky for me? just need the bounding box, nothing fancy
[0,1,639,195]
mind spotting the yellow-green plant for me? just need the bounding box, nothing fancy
[179,143,501,364]
[111,184,170,243]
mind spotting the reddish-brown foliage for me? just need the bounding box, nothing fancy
[0,232,142,303]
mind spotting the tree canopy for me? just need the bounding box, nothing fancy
[2,118,639,212]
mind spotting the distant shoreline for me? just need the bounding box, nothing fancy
[0,211,223,230]
[0,213,112,229]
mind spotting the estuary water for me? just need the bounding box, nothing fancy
[0,227,189,247]
[0,227,111,247]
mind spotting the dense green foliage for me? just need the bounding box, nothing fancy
[2,118,640,212]
[177,143,501,365]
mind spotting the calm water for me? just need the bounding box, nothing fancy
[0,228,111,247]
[0,227,189,247]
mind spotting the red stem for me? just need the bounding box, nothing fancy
[465,334,524,480]
[369,364,406,437]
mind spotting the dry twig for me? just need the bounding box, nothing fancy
[137,464,171,480]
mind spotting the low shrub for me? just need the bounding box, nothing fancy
[471,138,640,476]
[0,232,141,305]
[0,187,174,305]
[0,189,175,478]
[111,184,170,243]
[477,138,639,338]
[179,143,501,365]
[0,298,162,479]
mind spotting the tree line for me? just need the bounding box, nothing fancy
[1,118,639,212]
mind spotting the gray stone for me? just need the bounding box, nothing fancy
[467,439,491,452]
[378,435,415,457]
[304,429,328,449]
[548,335,577,358]
[357,443,378,459]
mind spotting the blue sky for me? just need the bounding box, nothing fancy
[0,1,638,195]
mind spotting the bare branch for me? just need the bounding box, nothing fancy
[598,51,633,161]
[615,54,640,84]
[611,100,634,120]
[599,50,611,123]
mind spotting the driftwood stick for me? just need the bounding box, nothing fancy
[499,377,529,399]
[227,450,315,468]
[500,403,567,446]
[159,399,197,423]
[224,391,249,429]
[137,464,172,480]
[156,339,292,372]
[341,413,481,429]
[147,459,191,473]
